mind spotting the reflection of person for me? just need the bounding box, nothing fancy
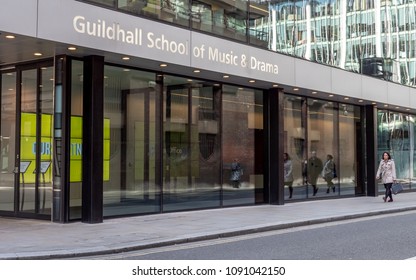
[376,152,396,202]
[307,151,323,196]
[302,158,308,185]
[230,158,242,188]
[322,154,335,193]
[283,153,294,198]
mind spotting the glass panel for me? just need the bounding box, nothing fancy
[283,95,306,200]
[248,0,269,48]
[20,69,37,212]
[103,66,159,216]
[269,1,416,86]
[69,60,84,220]
[307,99,337,198]
[339,104,362,195]
[163,76,221,211]
[377,110,411,193]
[222,85,263,206]
[191,0,248,42]
[38,67,54,215]
[119,0,190,27]
[0,72,16,211]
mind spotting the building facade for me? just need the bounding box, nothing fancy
[1,0,416,223]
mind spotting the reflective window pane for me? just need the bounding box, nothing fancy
[0,72,16,211]
[162,76,221,211]
[222,85,263,206]
[283,95,307,200]
[191,0,248,41]
[103,66,160,216]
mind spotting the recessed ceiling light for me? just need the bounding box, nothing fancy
[223,75,229,78]
[358,100,363,103]
[395,106,400,109]
[122,56,130,60]
[34,52,43,56]
[5,35,15,39]
[187,79,193,82]
[193,69,201,73]
[249,80,255,83]
[312,91,317,94]
[160,63,167,67]
[293,88,299,91]
[372,102,377,105]
[344,97,349,100]
[272,84,279,87]
[384,104,388,107]
[123,69,130,72]
[329,94,334,97]
[406,108,410,111]
[68,46,77,51]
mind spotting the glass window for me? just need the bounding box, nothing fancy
[38,66,54,215]
[162,76,221,211]
[191,0,248,42]
[120,0,190,27]
[248,0,269,48]
[20,69,38,213]
[377,110,412,193]
[103,66,160,216]
[222,85,263,206]
[307,99,337,197]
[339,104,362,195]
[283,95,307,200]
[0,71,16,211]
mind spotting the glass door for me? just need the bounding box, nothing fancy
[17,63,54,217]
[0,71,17,212]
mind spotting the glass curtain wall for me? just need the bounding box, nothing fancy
[85,0,416,87]
[222,85,263,206]
[284,94,362,199]
[103,66,159,217]
[0,71,16,212]
[377,110,412,193]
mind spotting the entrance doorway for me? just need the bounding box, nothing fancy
[0,61,54,218]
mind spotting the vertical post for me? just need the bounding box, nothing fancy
[155,74,163,210]
[82,56,104,223]
[267,87,284,205]
[365,105,378,197]
[52,56,70,223]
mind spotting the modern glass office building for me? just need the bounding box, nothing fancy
[1,0,416,223]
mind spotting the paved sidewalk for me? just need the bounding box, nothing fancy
[1,192,416,260]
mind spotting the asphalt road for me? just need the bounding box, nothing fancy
[83,211,416,260]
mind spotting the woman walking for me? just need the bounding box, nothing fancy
[376,152,397,202]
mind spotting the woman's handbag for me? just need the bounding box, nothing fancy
[392,182,404,195]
